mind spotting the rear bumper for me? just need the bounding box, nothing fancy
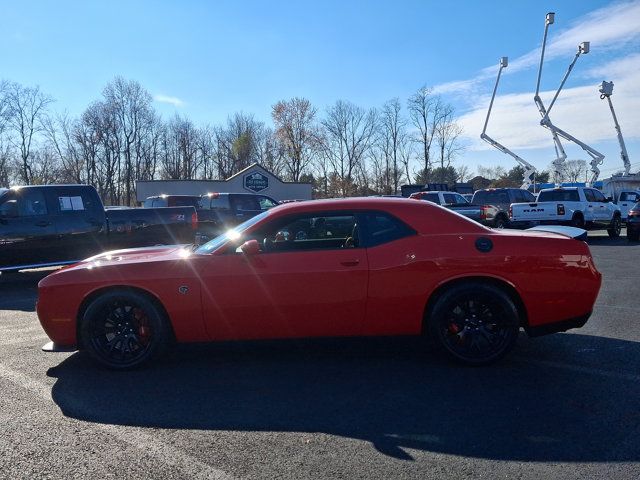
[525,311,591,337]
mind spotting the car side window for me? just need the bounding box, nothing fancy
[584,190,596,202]
[251,213,359,253]
[257,196,278,210]
[363,212,415,247]
[591,189,607,202]
[17,190,48,217]
[442,193,457,204]
[523,190,536,202]
[232,196,259,212]
[621,192,640,202]
[454,194,468,204]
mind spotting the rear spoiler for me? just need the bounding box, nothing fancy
[526,225,587,241]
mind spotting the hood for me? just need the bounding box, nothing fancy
[52,244,193,275]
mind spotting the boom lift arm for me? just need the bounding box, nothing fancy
[534,12,567,183]
[599,81,630,176]
[480,57,537,189]
[535,12,605,184]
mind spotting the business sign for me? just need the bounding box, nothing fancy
[244,172,269,192]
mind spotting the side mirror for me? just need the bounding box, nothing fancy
[606,196,613,203]
[239,239,260,255]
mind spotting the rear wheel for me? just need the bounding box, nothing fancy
[493,216,508,229]
[607,215,621,238]
[80,290,172,369]
[427,283,520,365]
[571,213,585,229]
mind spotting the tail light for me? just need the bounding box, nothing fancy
[191,212,198,230]
[480,205,489,220]
[508,205,513,219]
[557,204,565,215]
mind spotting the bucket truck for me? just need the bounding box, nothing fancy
[481,57,538,189]
[599,81,631,176]
[535,12,605,185]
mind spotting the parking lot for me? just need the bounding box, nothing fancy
[1,231,639,480]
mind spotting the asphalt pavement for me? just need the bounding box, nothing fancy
[1,231,639,479]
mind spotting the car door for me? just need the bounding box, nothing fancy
[360,211,422,336]
[50,186,106,261]
[198,211,369,341]
[229,195,261,225]
[0,188,57,270]
[590,189,610,223]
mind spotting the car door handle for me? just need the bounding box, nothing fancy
[35,220,51,227]
[340,259,360,267]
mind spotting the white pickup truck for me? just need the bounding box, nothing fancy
[509,187,622,237]
[611,190,640,220]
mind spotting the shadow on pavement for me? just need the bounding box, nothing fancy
[0,270,54,312]
[48,333,640,462]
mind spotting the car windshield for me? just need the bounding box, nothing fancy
[194,210,269,254]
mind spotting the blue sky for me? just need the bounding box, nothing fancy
[2,0,639,177]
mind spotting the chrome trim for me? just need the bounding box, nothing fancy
[0,260,79,272]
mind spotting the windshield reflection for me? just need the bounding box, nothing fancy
[194,211,268,254]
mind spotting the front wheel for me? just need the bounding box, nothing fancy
[607,215,621,238]
[427,283,520,365]
[80,290,172,369]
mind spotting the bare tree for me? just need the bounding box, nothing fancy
[558,159,588,183]
[321,100,377,196]
[5,83,53,184]
[103,77,154,204]
[435,104,464,169]
[407,86,441,183]
[379,98,407,193]
[272,97,320,182]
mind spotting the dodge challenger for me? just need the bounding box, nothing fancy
[37,197,602,369]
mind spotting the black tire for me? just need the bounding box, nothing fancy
[427,283,520,365]
[80,290,172,369]
[628,227,640,242]
[607,215,621,238]
[493,215,508,229]
[571,213,585,229]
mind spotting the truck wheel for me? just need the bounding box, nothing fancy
[494,216,507,229]
[571,214,585,229]
[80,290,172,369]
[427,283,520,365]
[607,215,621,238]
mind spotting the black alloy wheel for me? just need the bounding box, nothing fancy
[80,290,171,369]
[428,283,520,365]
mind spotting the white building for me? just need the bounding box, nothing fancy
[136,163,313,203]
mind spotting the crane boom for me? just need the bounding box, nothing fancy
[535,12,604,184]
[481,57,537,189]
[599,81,631,176]
[534,12,567,183]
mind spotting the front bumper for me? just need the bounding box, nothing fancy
[525,311,592,337]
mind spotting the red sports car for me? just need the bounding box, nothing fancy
[37,198,602,369]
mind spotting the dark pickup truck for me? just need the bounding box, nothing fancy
[409,190,506,228]
[193,192,280,242]
[0,185,197,272]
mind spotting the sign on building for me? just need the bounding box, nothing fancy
[244,172,269,193]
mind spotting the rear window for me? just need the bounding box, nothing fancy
[169,197,200,207]
[421,193,440,204]
[472,190,510,205]
[537,190,580,202]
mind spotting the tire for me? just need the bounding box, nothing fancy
[571,213,585,229]
[607,215,622,238]
[494,216,508,229]
[628,227,640,242]
[427,283,520,365]
[80,290,172,369]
